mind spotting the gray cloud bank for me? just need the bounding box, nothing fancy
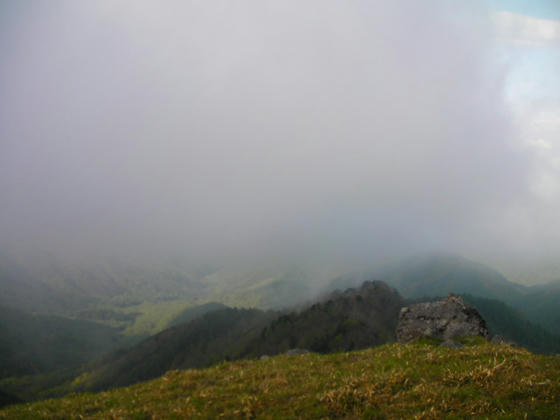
[0,1,545,266]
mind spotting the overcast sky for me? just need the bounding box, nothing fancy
[1,1,559,268]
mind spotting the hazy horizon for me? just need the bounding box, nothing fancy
[2,1,560,276]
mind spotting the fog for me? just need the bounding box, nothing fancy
[0,1,557,271]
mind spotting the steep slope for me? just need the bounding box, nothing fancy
[513,281,560,334]
[2,341,559,419]
[457,295,560,354]
[0,305,123,378]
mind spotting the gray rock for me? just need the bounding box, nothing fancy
[260,355,270,360]
[285,348,310,355]
[396,294,488,343]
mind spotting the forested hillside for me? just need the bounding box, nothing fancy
[0,305,123,378]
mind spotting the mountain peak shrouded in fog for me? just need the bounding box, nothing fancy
[1,1,559,268]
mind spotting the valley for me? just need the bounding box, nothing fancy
[1,253,560,413]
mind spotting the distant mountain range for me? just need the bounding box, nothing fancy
[3,252,560,335]
[329,254,526,300]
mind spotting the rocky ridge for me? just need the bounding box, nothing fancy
[396,294,489,345]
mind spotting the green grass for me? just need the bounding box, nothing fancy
[1,341,559,419]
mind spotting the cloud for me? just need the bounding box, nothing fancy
[520,105,560,198]
[489,9,560,267]
[494,11,560,46]
[0,0,541,265]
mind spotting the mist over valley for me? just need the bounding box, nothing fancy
[1,1,560,417]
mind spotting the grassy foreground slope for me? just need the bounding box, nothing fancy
[1,340,559,419]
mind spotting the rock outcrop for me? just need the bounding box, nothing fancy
[396,294,488,343]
